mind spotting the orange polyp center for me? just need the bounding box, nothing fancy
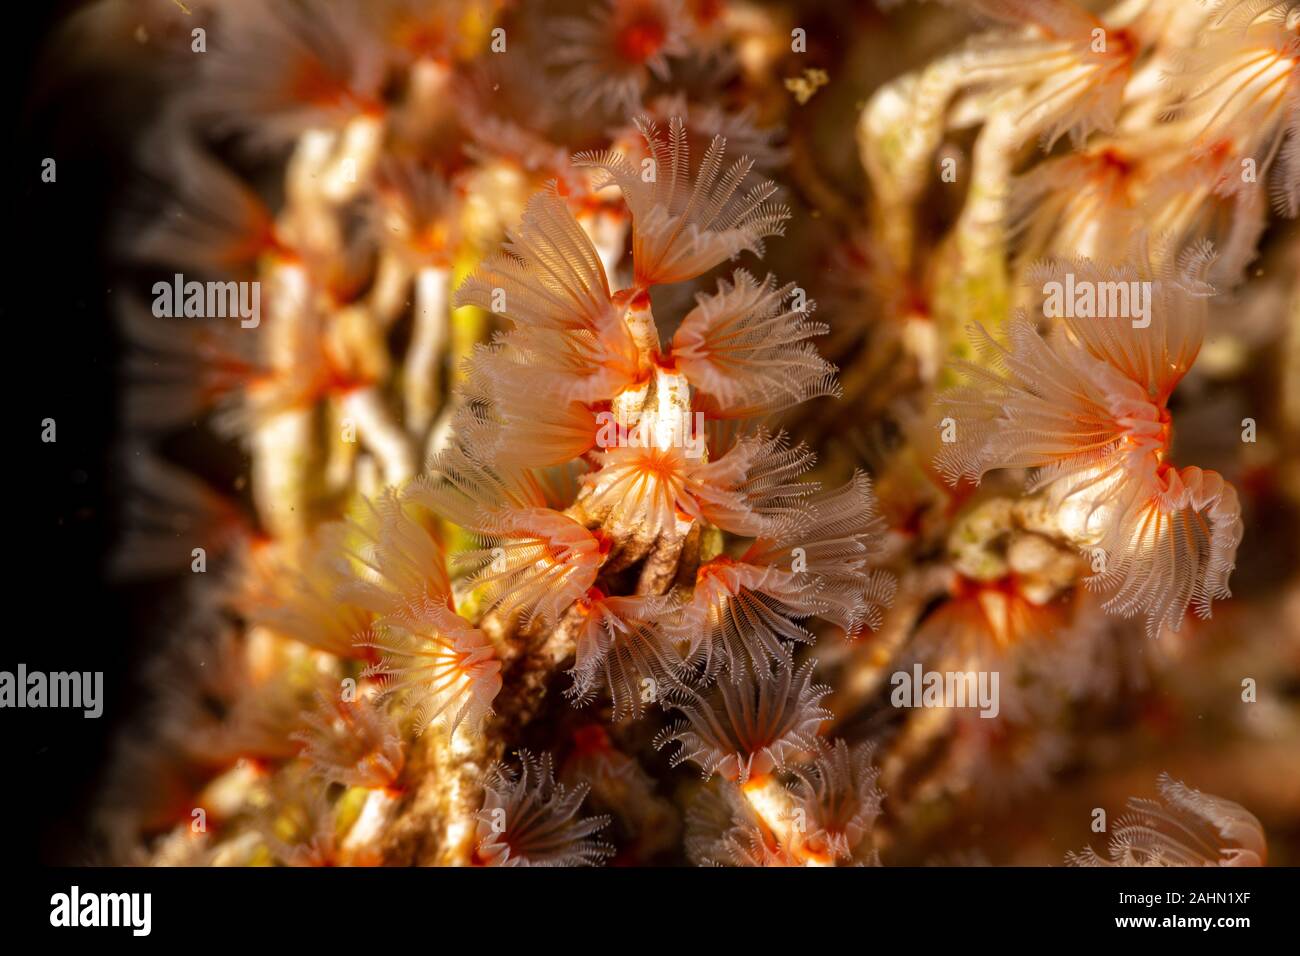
[572,723,614,757]
[575,586,607,615]
[356,751,395,786]
[414,221,453,262]
[316,346,373,398]
[950,575,1044,650]
[616,15,668,64]
[394,20,449,61]
[697,556,741,589]
[634,444,683,476]
[591,527,614,557]
[976,589,1015,648]
[1146,405,1175,468]
[1094,147,1134,180]
[688,0,725,28]
[287,56,349,110]
[1103,27,1138,65]
[220,207,282,268]
[200,348,261,404]
[902,281,931,321]
[652,349,680,374]
[1204,139,1234,163]
[951,573,1003,602]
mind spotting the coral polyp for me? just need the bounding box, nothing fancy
[474,750,614,866]
[1067,773,1268,867]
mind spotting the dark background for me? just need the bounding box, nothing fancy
[9,1,144,864]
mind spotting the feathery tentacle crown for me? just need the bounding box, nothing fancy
[685,780,801,867]
[549,0,692,116]
[291,692,405,790]
[937,242,1242,635]
[786,740,885,865]
[944,0,1140,149]
[474,751,614,866]
[334,486,504,737]
[680,735,884,867]
[573,115,792,289]
[655,661,833,784]
[1067,773,1267,866]
[670,470,896,678]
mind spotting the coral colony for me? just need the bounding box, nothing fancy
[69,0,1297,866]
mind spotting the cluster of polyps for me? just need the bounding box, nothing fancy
[938,244,1243,637]
[102,0,880,866]
[345,115,897,864]
[92,0,1289,867]
[861,0,1298,324]
[215,112,897,866]
[683,736,885,866]
[840,0,1293,812]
